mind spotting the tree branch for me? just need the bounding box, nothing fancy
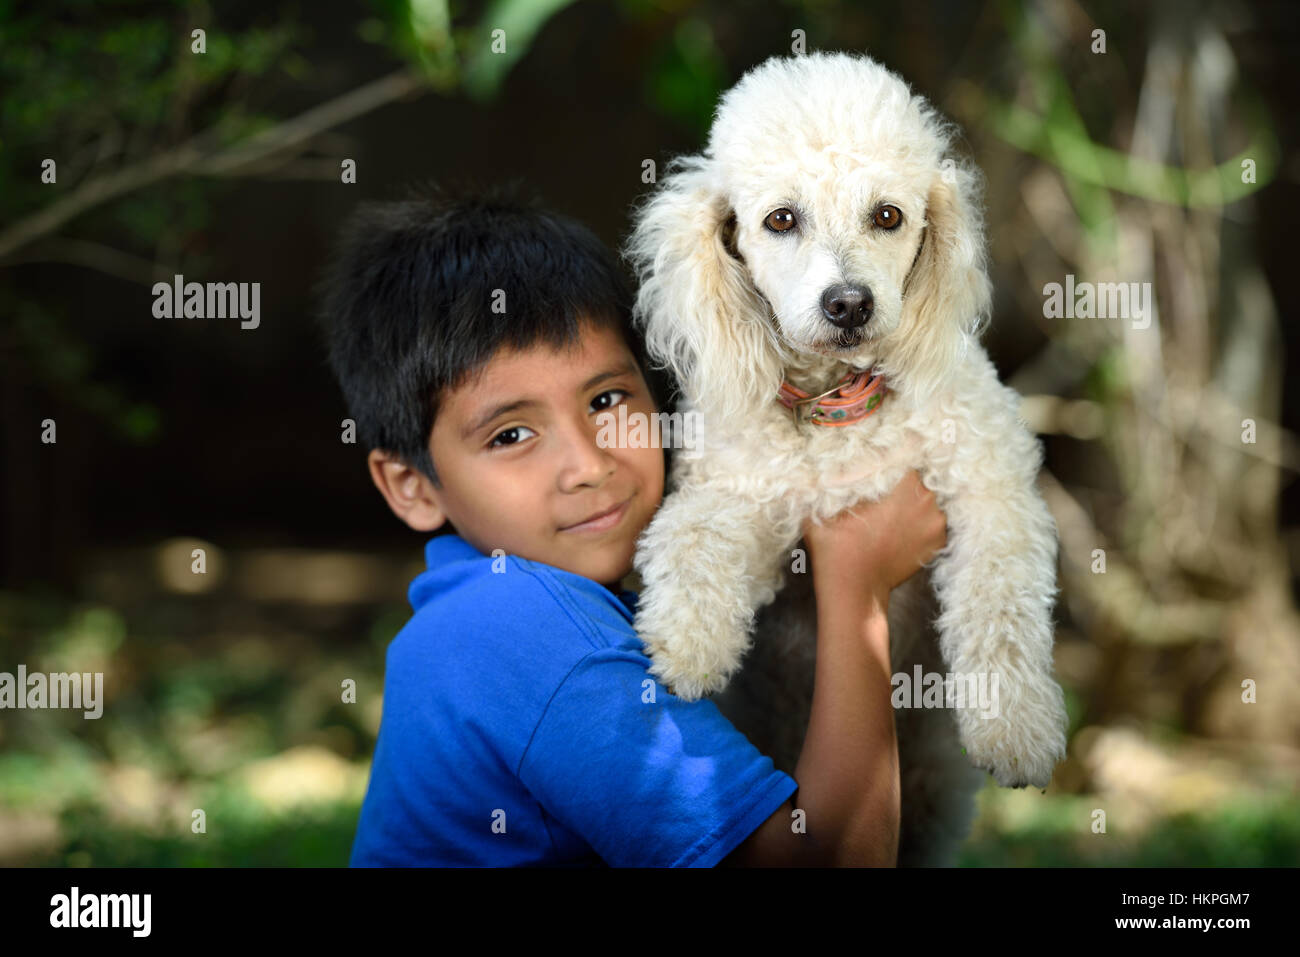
[0,68,426,262]
[4,238,171,285]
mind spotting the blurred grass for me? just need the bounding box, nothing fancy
[52,794,361,868]
[961,786,1300,867]
[0,582,391,867]
[22,785,1300,867]
[4,581,1298,867]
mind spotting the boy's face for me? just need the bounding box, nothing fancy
[369,321,664,591]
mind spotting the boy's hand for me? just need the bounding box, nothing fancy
[801,470,948,614]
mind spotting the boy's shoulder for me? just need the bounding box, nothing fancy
[354,532,800,868]
[387,533,642,696]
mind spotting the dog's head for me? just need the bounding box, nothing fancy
[624,52,992,423]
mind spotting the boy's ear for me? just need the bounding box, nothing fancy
[367,449,447,532]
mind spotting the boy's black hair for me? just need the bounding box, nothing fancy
[315,179,663,487]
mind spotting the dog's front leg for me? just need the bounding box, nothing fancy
[632,482,792,702]
[925,409,1069,789]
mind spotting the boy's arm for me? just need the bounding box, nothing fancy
[720,470,945,867]
[723,595,896,867]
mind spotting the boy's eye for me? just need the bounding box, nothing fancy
[590,389,630,414]
[488,425,536,449]
[487,391,630,448]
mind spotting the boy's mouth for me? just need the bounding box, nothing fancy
[559,494,633,534]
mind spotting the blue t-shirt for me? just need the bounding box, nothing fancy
[349,533,798,867]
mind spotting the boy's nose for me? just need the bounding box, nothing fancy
[557,428,617,490]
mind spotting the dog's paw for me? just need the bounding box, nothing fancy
[635,607,747,702]
[957,673,1068,789]
[641,634,738,702]
[650,666,726,702]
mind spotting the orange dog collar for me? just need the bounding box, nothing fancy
[776,368,887,428]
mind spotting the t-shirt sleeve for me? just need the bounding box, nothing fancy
[517,646,799,867]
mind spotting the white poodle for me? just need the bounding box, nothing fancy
[623,51,1069,866]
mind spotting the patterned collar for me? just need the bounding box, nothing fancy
[776,368,888,428]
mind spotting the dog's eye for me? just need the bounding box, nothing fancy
[873,205,903,230]
[764,208,796,233]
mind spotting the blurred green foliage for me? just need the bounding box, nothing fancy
[0,586,395,866]
[646,15,727,138]
[4,580,1297,867]
[0,0,305,443]
[0,0,302,224]
[56,794,360,868]
[961,789,1300,867]
[985,0,1278,261]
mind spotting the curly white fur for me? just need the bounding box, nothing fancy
[623,52,1069,862]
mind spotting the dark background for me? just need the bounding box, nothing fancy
[6,0,1298,567]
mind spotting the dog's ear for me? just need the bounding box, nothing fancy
[888,160,993,400]
[720,212,745,264]
[622,156,781,427]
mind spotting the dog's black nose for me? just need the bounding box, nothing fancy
[821,284,874,328]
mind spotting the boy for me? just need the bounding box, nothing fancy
[317,182,947,867]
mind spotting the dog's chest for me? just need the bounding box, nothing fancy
[675,399,924,494]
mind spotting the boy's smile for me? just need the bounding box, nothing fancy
[369,321,664,591]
